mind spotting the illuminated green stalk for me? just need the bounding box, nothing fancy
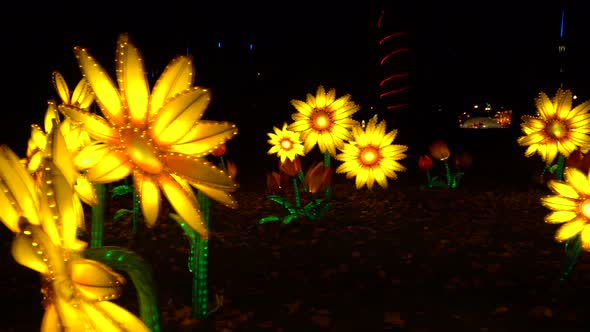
[560,234,582,285]
[219,156,226,172]
[443,160,452,189]
[193,190,211,319]
[132,191,140,236]
[555,153,566,181]
[323,150,331,199]
[84,246,161,332]
[293,177,301,208]
[90,183,106,248]
[426,170,432,188]
[298,170,307,192]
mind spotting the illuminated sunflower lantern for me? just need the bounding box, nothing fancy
[287,85,360,156]
[335,117,407,190]
[541,167,590,250]
[517,88,590,165]
[0,145,147,331]
[60,33,238,239]
[267,122,305,163]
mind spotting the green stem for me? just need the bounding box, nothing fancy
[194,190,211,319]
[84,246,161,332]
[293,177,301,208]
[443,160,452,189]
[132,190,140,237]
[91,183,106,248]
[298,170,307,192]
[324,150,331,200]
[555,153,566,181]
[426,170,432,188]
[219,156,226,172]
[560,234,582,285]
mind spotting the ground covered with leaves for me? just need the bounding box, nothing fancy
[3,170,590,332]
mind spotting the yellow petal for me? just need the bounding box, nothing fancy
[150,55,194,118]
[117,34,149,127]
[70,258,124,300]
[85,301,150,332]
[547,181,579,199]
[564,167,590,196]
[59,105,120,144]
[161,154,237,190]
[555,219,585,242]
[74,46,126,126]
[11,232,49,274]
[290,99,313,117]
[544,210,578,223]
[150,87,210,145]
[159,174,208,239]
[75,142,112,170]
[71,78,95,109]
[192,182,238,209]
[540,195,579,211]
[75,176,98,206]
[134,172,161,228]
[169,121,237,155]
[52,71,71,105]
[86,150,133,183]
[581,226,590,251]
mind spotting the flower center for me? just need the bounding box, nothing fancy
[548,121,567,138]
[581,199,590,219]
[360,146,379,166]
[281,139,293,150]
[312,109,331,130]
[122,129,163,174]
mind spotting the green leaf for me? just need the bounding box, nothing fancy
[283,214,300,225]
[259,216,281,224]
[112,185,134,198]
[113,209,134,220]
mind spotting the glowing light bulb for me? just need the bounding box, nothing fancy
[360,147,379,165]
[581,199,590,219]
[281,139,292,150]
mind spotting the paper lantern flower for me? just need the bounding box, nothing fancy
[267,122,305,163]
[428,140,450,161]
[540,167,590,250]
[287,85,360,156]
[13,221,148,331]
[517,88,590,165]
[418,154,434,171]
[335,117,407,190]
[211,143,227,157]
[266,171,289,195]
[304,161,332,194]
[279,155,302,177]
[60,33,238,239]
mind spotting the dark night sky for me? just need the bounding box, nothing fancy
[1,1,589,179]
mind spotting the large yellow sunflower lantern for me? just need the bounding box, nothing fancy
[517,88,590,165]
[287,85,360,157]
[60,33,238,239]
[335,117,407,190]
[541,167,590,250]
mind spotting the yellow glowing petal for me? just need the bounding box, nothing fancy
[366,168,375,190]
[75,142,111,170]
[192,183,238,208]
[49,173,78,250]
[564,167,590,196]
[150,55,194,118]
[544,210,578,223]
[70,258,124,300]
[11,232,49,274]
[40,304,59,332]
[52,71,71,105]
[545,143,558,165]
[161,154,236,189]
[44,101,61,132]
[353,127,368,146]
[159,175,208,239]
[555,219,584,242]
[373,167,387,189]
[88,301,150,332]
[75,47,125,126]
[86,150,133,183]
[288,119,312,133]
[522,116,546,130]
[150,88,210,145]
[325,87,336,105]
[554,88,572,120]
[71,78,95,109]
[535,92,554,120]
[169,121,237,155]
[0,146,41,225]
[290,99,313,117]
[517,132,545,146]
[315,86,327,107]
[59,105,120,144]
[30,124,47,152]
[0,189,20,232]
[547,181,580,199]
[134,172,161,228]
[569,131,590,146]
[540,195,579,211]
[524,144,538,157]
[581,226,590,251]
[335,160,361,176]
[50,122,77,185]
[117,34,149,127]
[303,130,319,153]
[75,176,98,206]
[355,168,369,189]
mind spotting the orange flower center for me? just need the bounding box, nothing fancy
[548,121,567,138]
[360,146,379,166]
[281,139,293,150]
[312,109,331,130]
[122,129,163,174]
[581,199,590,219]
